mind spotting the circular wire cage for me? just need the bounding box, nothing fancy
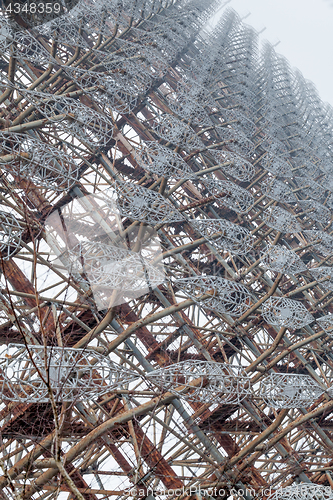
[299,200,332,225]
[0,28,55,65]
[108,181,185,225]
[214,126,255,158]
[221,108,257,138]
[28,91,115,148]
[0,131,80,191]
[263,206,301,234]
[0,344,140,403]
[199,177,254,214]
[209,149,255,182]
[67,240,165,293]
[294,176,325,201]
[303,230,333,257]
[146,361,252,405]
[260,177,297,203]
[309,267,333,291]
[191,218,254,255]
[261,296,314,329]
[0,210,24,260]
[259,373,324,409]
[175,275,252,317]
[136,141,195,180]
[152,114,205,150]
[167,92,213,126]
[317,314,333,336]
[260,244,307,275]
[263,154,293,178]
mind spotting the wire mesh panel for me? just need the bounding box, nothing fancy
[108,182,185,225]
[176,275,252,316]
[259,373,324,409]
[263,206,301,233]
[146,361,251,404]
[260,178,297,203]
[68,240,165,295]
[262,155,293,178]
[191,218,254,255]
[136,142,195,179]
[210,150,255,182]
[36,11,91,48]
[28,92,115,147]
[317,314,333,335]
[303,230,333,256]
[309,267,333,291]
[0,29,55,64]
[260,245,307,275]
[200,178,254,213]
[0,131,80,191]
[153,114,204,150]
[214,126,255,158]
[0,344,140,402]
[0,211,24,260]
[221,108,257,138]
[299,200,332,225]
[294,176,324,200]
[167,92,213,126]
[261,297,314,329]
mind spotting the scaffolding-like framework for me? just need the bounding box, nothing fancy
[1,0,333,499]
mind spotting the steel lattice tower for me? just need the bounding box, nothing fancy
[0,1,333,499]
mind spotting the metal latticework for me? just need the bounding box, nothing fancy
[68,240,165,306]
[259,373,325,409]
[261,297,314,329]
[191,218,255,255]
[260,244,308,275]
[0,344,140,402]
[1,0,333,499]
[175,275,252,317]
[146,360,252,405]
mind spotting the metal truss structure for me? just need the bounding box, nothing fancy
[263,206,302,234]
[2,0,333,499]
[110,181,185,224]
[191,218,254,255]
[146,360,252,405]
[0,210,24,259]
[260,245,308,275]
[67,240,165,306]
[259,374,325,409]
[261,297,314,329]
[175,275,252,317]
[0,344,140,403]
[0,131,80,191]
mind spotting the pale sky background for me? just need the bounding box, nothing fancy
[211,0,333,106]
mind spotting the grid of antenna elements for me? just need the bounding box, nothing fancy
[1,0,333,498]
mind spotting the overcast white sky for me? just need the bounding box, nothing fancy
[212,0,333,106]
